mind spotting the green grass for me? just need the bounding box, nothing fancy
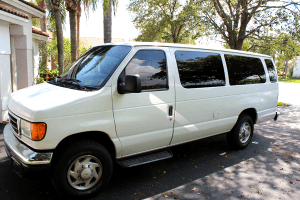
[277,102,290,107]
[278,77,300,83]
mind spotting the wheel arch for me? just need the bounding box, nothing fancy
[51,131,117,166]
[239,108,257,124]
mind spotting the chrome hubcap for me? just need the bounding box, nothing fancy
[81,168,92,180]
[239,122,251,144]
[67,155,102,190]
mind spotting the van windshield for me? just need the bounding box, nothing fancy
[50,45,132,90]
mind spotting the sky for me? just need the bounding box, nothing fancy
[63,0,139,41]
[63,0,224,49]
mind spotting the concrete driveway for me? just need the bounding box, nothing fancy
[279,82,300,105]
[146,106,300,200]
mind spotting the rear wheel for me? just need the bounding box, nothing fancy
[51,140,113,198]
[227,114,254,150]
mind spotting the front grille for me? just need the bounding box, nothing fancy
[8,111,21,137]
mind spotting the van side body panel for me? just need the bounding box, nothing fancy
[169,48,278,145]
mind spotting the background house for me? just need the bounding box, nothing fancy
[0,0,49,123]
[293,56,300,77]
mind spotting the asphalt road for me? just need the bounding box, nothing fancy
[1,105,300,200]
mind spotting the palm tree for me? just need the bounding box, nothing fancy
[69,0,98,60]
[76,3,81,57]
[50,0,64,75]
[37,0,48,66]
[66,0,117,63]
[103,0,112,43]
[103,0,117,43]
[66,0,78,63]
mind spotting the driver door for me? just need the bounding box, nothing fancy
[111,47,175,157]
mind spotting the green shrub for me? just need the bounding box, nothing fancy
[38,69,59,83]
[277,102,289,107]
[36,77,46,84]
[287,66,294,78]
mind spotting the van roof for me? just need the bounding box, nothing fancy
[97,42,272,58]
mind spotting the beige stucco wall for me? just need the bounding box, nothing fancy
[0,80,1,123]
[0,14,35,122]
[0,21,12,123]
[0,1,47,123]
[33,39,40,84]
[10,14,34,90]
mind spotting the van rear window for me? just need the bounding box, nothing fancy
[175,51,225,88]
[225,55,266,85]
[265,59,277,83]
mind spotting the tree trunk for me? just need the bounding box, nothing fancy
[284,60,288,77]
[38,0,47,68]
[235,39,244,50]
[69,10,77,63]
[54,8,64,75]
[103,0,112,43]
[228,38,244,50]
[76,4,81,57]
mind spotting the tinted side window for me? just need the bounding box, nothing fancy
[225,55,266,85]
[265,59,277,83]
[126,50,168,91]
[175,51,225,88]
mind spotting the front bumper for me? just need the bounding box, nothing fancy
[3,125,53,178]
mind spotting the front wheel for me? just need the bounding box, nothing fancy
[227,114,254,150]
[51,140,113,198]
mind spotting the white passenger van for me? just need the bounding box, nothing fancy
[4,42,279,197]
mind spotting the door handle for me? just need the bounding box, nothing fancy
[169,106,173,116]
[168,106,173,121]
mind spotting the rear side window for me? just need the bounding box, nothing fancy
[265,59,277,83]
[125,50,168,91]
[175,51,225,88]
[225,55,266,85]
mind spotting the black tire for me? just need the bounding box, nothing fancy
[226,114,254,150]
[51,140,113,198]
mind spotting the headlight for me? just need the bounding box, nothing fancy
[20,119,31,138]
[20,119,46,141]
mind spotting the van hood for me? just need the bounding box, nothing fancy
[8,83,106,121]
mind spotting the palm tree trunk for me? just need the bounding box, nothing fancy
[76,4,81,57]
[66,0,78,63]
[38,0,47,68]
[103,0,112,43]
[38,0,47,32]
[53,7,64,75]
[69,10,77,63]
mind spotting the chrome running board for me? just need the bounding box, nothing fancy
[117,149,173,167]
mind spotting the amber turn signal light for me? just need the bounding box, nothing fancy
[30,123,46,141]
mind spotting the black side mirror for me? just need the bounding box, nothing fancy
[118,71,142,94]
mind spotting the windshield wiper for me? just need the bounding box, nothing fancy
[84,85,101,90]
[52,78,99,91]
[61,78,86,90]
